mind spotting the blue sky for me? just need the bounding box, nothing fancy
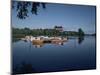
[12,2,96,34]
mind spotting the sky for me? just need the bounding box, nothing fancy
[12,1,96,34]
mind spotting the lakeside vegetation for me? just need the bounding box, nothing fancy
[12,27,87,38]
[12,27,96,45]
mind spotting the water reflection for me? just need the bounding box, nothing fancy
[13,62,36,74]
[12,38,20,43]
[13,36,84,48]
[34,45,43,48]
[78,36,84,44]
[32,40,66,48]
[67,36,84,45]
[32,41,44,48]
[12,36,96,74]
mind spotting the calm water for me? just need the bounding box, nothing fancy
[12,36,96,74]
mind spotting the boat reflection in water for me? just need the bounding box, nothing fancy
[21,36,85,48]
[32,39,67,48]
[32,40,44,48]
[21,36,68,48]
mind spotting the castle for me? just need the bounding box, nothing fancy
[54,26,63,32]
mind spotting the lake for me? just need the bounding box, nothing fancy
[12,36,96,74]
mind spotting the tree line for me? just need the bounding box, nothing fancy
[12,27,84,38]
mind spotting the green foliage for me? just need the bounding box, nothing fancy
[78,28,84,36]
[63,31,79,36]
[12,27,85,38]
[12,1,46,19]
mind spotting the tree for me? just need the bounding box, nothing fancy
[12,1,46,19]
[78,28,84,36]
[78,28,84,44]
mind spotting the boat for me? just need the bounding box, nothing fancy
[32,40,44,44]
[21,36,68,44]
[32,37,44,44]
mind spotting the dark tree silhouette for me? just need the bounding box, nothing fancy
[78,36,84,44]
[12,1,46,19]
[77,28,85,44]
[78,28,84,36]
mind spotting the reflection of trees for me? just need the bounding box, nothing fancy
[78,28,85,44]
[13,62,36,74]
[12,38,20,43]
[78,36,84,44]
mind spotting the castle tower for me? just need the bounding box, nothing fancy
[54,26,63,32]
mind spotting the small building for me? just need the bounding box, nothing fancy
[54,26,63,32]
